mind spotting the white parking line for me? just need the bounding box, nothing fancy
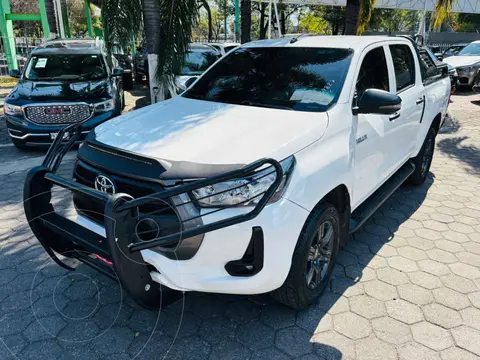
[0,143,13,148]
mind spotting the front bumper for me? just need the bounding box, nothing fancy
[24,132,294,308]
[75,197,308,295]
[6,110,116,147]
[455,69,477,86]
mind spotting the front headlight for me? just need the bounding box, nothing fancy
[458,64,479,72]
[94,99,115,113]
[191,156,295,208]
[4,102,23,116]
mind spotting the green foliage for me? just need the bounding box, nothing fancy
[357,0,376,34]
[101,0,142,54]
[433,0,454,30]
[297,12,329,34]
[368,8,420,32]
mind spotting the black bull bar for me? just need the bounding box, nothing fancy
[23,123,283,308]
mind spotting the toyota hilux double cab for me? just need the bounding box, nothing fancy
[5,39,125,149]
[24,35,450,310]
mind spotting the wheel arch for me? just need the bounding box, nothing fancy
[431,112,442,135]
[310,184,351,246]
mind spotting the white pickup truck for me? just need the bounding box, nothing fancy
[24,35,450,310]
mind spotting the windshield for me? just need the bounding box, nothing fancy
[180,50,221,75]
[457,43,480,56]
[24,54,107,81]
[444,45,465,56]
[183,47,353,112]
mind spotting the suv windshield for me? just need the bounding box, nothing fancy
[183,47,353,112]
[181,50,221,75]
[457,43,480,56]
[24,54,107,81]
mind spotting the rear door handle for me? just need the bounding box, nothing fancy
[416,97,425,105]
[389,112,400,121]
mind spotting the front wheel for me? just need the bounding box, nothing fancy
[407,127,436,185]
[270,202,340,309]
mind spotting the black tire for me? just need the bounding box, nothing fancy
[270,202,341,309]
[407,127,436,185]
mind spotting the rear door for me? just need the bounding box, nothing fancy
[384,43,424,170]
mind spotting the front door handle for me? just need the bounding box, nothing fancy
[389,112,400,121]
[416,97,425,105]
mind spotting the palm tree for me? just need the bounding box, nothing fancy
[344,0,375,35]
[199,0,213,41]
[241,0,252,43]
[102,0,198,103]
[433,0,455,30]
[347,0,453,34]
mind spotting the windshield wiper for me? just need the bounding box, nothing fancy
[240,100,292,111]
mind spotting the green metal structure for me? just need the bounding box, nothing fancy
[0,0,49,70]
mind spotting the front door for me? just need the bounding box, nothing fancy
[352,45,402,209]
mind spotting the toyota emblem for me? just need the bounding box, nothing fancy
[95,175,116,194]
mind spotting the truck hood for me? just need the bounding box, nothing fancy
[93,96,329,165]
[6,78,111,105]
[443,56,480,68]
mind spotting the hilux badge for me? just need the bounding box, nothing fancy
[95,175,116,194]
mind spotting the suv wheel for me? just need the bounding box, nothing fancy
[271,201,340,309]
[407,127,435,185]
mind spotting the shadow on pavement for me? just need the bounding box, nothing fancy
[437,136,480,176]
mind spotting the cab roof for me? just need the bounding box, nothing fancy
[243,35,412,52]
[32,39,104,55]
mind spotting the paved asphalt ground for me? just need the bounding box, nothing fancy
[0,88,479,360]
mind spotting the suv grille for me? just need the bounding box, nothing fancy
[25,104,92,124]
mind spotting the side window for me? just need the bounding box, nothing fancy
[389,45,416,92]
[356,47,389,97]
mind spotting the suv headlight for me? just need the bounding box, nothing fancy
[191,156,295,208]
[94,99,115,113]
[4,102,23,116]
[458,64,479,72]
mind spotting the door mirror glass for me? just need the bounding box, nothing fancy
[185,76,198,88]
[355,88,401,115]
[9,69,21,78]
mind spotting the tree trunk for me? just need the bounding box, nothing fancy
[344,0,361,35]
[241,0,251,44]
[280,9,286,35]
[259,3,267,39]
[200,0,213,41]
[142,0,163,103]
[45,0,58,37]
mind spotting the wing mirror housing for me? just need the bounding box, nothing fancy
[353,88,401,116]
[9,69,21,78]
[185,76,198,88]
[112,67,124,77]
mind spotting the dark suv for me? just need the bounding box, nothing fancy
[5,39,125,149]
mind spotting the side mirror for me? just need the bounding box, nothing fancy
[112,67,124,77]
[437,54,443,61]
[9,69,20,78]
[354,88,401,115]
[185,76,198,88]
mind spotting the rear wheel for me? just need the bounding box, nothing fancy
[271,202,340,309]
[407,127,435,185]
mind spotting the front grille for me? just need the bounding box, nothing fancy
[73,161,177,226]
[25,104,92,124]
